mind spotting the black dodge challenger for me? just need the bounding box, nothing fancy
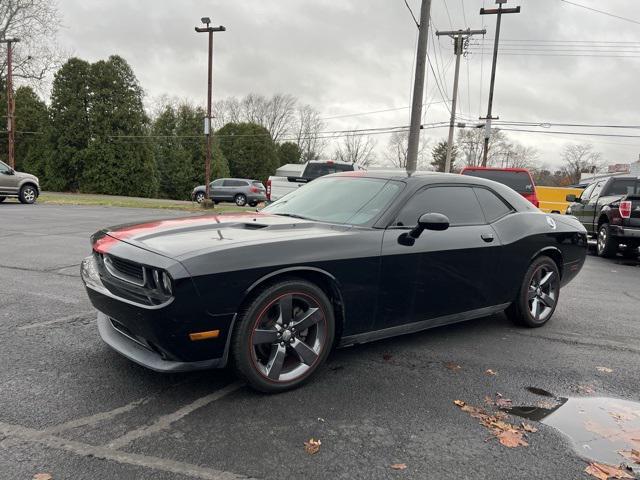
[81,171,587,392]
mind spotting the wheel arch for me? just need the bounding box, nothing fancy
[530,246,563,279]
[241,267,346,345]
[19,180,40,194]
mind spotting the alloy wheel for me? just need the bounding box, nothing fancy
[527,265,558,323]
[250,293,327,383]
[235,194,247,206]
[597,226,607,255]
[195,192,205,203]
[23,187,36,203]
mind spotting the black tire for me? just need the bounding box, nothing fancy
[234,194,247,206]
[18,184,37,204]
[231,279,335,393]
[596,223,618,258]
[506,256,560,328]
[249,201,258,208]
[194,192,205,203]
[0,196,5,203]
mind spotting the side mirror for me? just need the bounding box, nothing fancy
[3,168,14,175]
[398,213,450,246]
[566,194,577,202]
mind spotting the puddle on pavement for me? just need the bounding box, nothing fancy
[504,394,640,473]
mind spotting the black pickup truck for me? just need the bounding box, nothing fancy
[566,175,640,258]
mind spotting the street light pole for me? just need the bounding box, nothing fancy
[1,38,20,169]
[195,18,225,203]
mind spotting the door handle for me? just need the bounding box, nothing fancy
[481,233,494,243]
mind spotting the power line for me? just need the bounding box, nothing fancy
[321,100,448,120]
[402,0,420,27]
[496,127,640,139]
[558,0,640,26]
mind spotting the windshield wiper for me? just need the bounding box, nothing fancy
[273,213,314,221]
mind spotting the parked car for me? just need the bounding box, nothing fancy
[0,160,40,204]
[566,175,640,258]
[460,167,539,207]
[267,160,363,202]
[191,178,267,206]
[536,186,584,214]
[81,170,587,392]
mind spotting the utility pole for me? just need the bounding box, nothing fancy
[406,0,432,174]
[1,38,20,169]
[195,18,225,203]
[436,28,485,173]
[480,0,520,167]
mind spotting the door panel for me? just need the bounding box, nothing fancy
[376,224,503,330]
[0,163,18,194]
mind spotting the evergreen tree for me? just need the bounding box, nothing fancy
[81,55,158,197]
[14,86,52,179]
[277,141,302,165]
[47,58,92,190]
[217,122,278,181]
[431,140,457,172]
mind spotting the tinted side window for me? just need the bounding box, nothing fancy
[0,162,8,173]
[474,188,513,222]
[395,186,485,227]
[304,163,354,179]
[590,180,606,199]
[223,180,246,187]
[211,179,223,187]
[606,179,640,196]
[579,183,595,201]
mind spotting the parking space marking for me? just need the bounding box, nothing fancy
[43,396,151,435]
[0,422,250,480]
[107,381,244,449]
[18,312,95,331]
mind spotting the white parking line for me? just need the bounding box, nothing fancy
[0,422,250,480]
[107,381,243,449]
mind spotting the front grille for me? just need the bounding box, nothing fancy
[101,254,146,287]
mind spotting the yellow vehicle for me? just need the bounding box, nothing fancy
[537,186,585,214]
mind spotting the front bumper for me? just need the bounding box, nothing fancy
[81,254,234,372]
[97,313,222,372]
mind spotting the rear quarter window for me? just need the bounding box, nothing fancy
[606,179,640,196]
[462,170,534,194]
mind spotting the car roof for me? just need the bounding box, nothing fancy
[461,166,531,173]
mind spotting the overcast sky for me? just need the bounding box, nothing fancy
[55,0,640,168]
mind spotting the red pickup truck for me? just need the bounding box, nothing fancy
[460,167,539,207]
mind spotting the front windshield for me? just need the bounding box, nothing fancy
[263,176,402,225]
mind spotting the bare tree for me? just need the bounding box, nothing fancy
[0,0,62,82]
[494,142,538,169]
[560,143,603,184]
[293,104,326,161]
[456,128,508,167]
[384,130,429,169]
[334,131,376,166]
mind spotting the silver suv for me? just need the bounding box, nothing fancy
[191,178,267,207]
[0,161,40,204]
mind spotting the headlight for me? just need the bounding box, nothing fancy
[161,271,173,295]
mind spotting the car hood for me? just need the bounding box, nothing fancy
[92,212,352,259]
[16,171,38,182]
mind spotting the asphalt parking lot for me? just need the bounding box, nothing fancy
[1,203,639,480]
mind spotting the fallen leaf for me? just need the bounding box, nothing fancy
[537,399,559,409]
[485,369,497,376]
[610,412,635,423]
[445,362,461,371]
[585,462,634,480]
[304,438,321,455]
[454,399,466,407]
[597,367,614,373]
[497,429,529,448]
[619,449,640,464]
[495,397,513,409]
[382,353,393,361]
[484,395,494,406]
[390,463,407,470]
[576,384,595,395]
[521,422,538,433]
[32,475,52,480]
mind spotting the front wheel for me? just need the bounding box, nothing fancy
[596,223,618,258]
[194,192,205,203]
[231,280,335,393]
[506,256,560,328]
[0,196,6,203]
[235,194,247,206]
[19,185,37,204]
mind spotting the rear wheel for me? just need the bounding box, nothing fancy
[596,223,618,258]
[231,279,335,393]
[249,201,258,207]
[194,192,205,203]
[18,185,37,204]
[235,194,247,206]
[506,256,560,328]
